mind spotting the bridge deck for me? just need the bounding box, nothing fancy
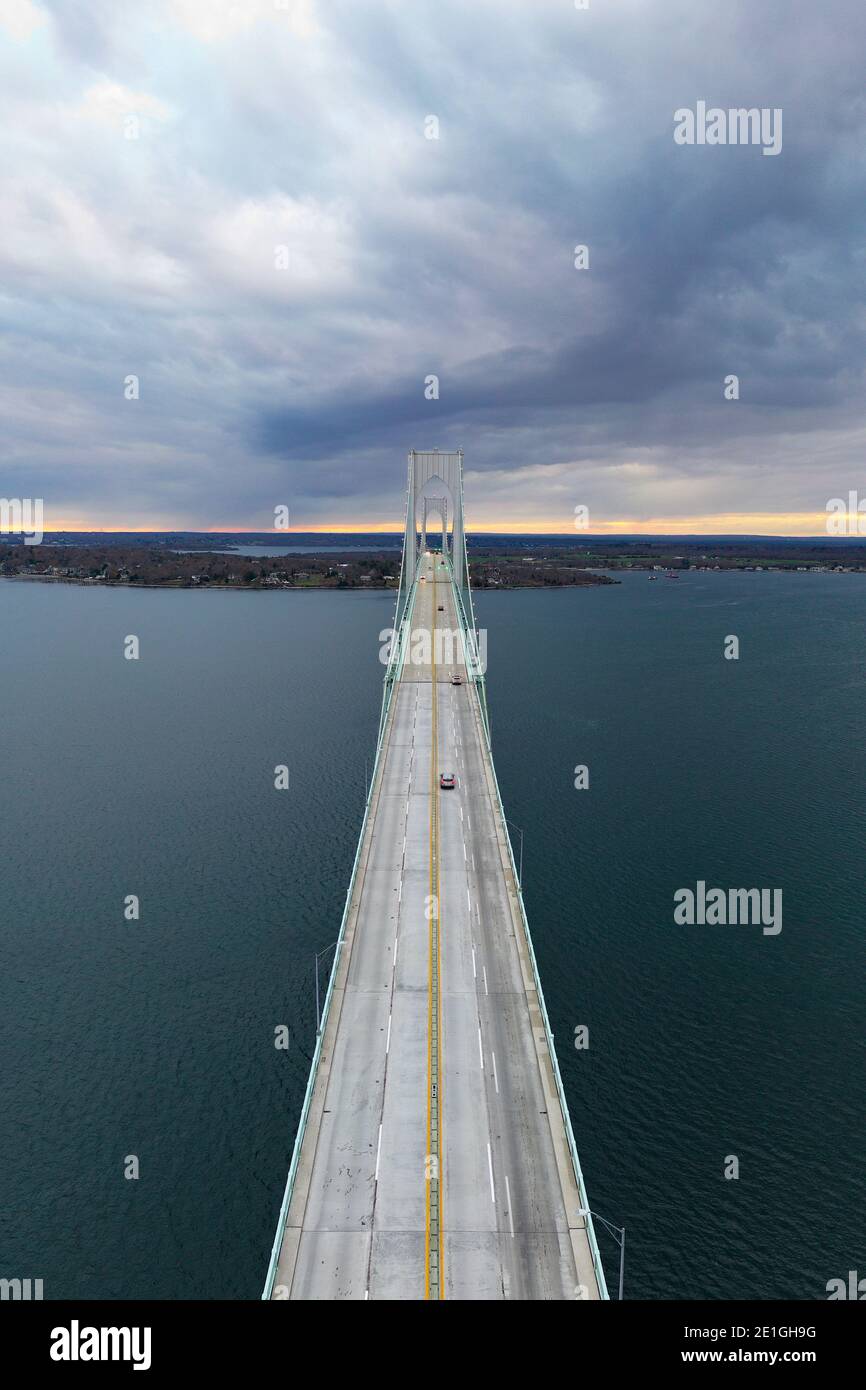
[269,554,601,1299]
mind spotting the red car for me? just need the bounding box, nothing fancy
[439,773,456,790]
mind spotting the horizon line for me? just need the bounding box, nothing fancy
[24,522,860,540]
[17,506,862,539]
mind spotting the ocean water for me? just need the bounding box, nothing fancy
[1,571,863,1299]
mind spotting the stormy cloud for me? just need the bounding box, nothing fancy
[1,0,864,531]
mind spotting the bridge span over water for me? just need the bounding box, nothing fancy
[264,451,607,1300]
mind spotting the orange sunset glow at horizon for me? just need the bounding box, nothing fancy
[34,510,846,538]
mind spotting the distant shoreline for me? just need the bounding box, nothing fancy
[0,573,614,592]
[4,569,863,593]
[0,573,394,591]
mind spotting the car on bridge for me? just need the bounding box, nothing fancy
[438,604,444,611]
[451,674,462,685]
[439,772,456,790]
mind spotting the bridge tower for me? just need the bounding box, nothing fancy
[396,450,468,628]
[402,451,464,584]
[390,449,487,739]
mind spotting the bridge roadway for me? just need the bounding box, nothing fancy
[269,553,602,1299]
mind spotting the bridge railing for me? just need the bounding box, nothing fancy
[441,555,490,739]
[379,564,423,742]
[445,562,611,1301]
[261,576,420,1300]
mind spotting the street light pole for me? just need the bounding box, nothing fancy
[314,940,342,1036]
[505,818,524,888]
[578,1208,626,1300]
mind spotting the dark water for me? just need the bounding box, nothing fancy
[1,573,863,1299]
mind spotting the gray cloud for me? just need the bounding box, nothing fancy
[1,0,865,530]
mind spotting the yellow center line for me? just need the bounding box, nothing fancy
[425,563,444,1299]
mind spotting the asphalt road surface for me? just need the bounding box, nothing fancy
[270,554,601,1299]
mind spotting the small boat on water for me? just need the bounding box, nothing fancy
[665,571,680,579]
[648,575,658,581]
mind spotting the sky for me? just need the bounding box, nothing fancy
[1,0,865,534]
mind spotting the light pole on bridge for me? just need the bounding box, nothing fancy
[505,818,524,888]
[578,1207,626,1300]
[314,940,343,1037]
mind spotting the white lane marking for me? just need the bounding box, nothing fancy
[491,1050,499,1093]
[402,835,406,857]
[365,1289,369,1300]
[505,1175,515,1236]
[471,946,476,978]
[477,1026,484,1069]
[467,814,472,830]
[472,852,476,872]
[386,1013,392,1054]
[398,880,402,904]
[466,887,471,912]
[460,805,463,822]
[463,841,467,861]
[483,966,488,995]
[487,1143,496,1202]
[375,1124,383,1182]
